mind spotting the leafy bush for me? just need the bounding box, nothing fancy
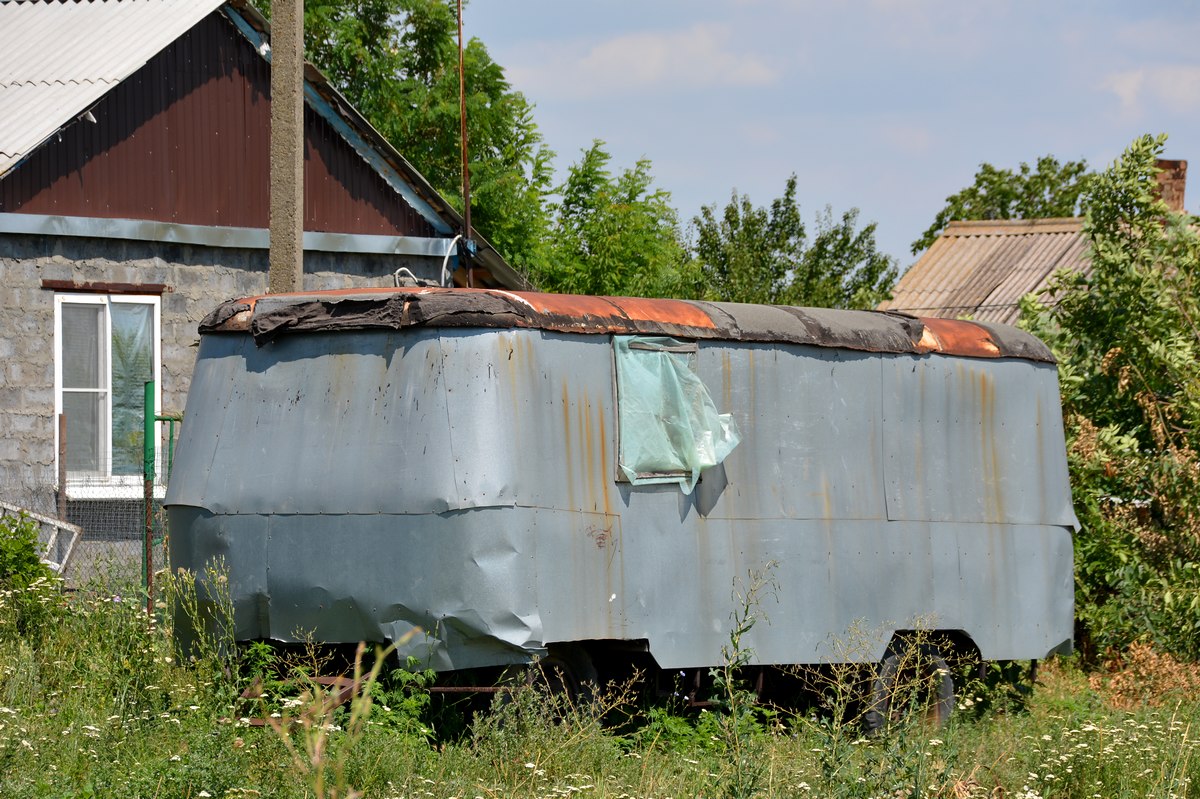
[0,513,53,590]
[1023,133,1200,662]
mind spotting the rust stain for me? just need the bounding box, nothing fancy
[586,523,612,549]
[598,405,613,517]
[581,390,597,513]
[513,291,717,330]
[502,333,520,421]
[561,381,575,512]
[985,371,1003,523]
[917,318,1002,358]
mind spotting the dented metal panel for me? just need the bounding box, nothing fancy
[168,292,1075,670]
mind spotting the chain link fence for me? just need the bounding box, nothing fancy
[0,476,167,591]
[1,408,178,593]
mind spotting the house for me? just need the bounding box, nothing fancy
[879,160,1188,324]
[0,0,529,564]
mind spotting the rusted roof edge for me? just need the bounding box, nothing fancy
[199,287,1055,363]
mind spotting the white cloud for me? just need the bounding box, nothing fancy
[507,23,777,100]
[1102,65,1200,117]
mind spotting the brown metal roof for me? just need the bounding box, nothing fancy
[879,218,1089,324]
[0,0,531,291]
[199,287,1056,362]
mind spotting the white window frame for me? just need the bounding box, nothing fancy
[53,293,162,499]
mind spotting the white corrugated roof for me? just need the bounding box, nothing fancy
[0,0,225,177]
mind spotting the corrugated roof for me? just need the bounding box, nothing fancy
[879,218,1089,325]
[0,0,225,177]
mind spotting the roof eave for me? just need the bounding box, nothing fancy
[224,0,531,291]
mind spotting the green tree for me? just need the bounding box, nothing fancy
[913,156,1092,254]
[259,0,554,270]
[534,141,693,298]
[1022,134,1200,661]
[693,176,897,309]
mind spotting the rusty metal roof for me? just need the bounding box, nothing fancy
[200,287,1056,362]
[0,0,225,177]
[879,219,1089,325]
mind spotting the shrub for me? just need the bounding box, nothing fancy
[0,513,53,590]
[1023,133,1200,662]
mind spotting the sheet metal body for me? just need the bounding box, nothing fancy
[167,290,1076,669]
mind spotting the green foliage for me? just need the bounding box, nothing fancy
[692,176,897,309]
[1022,133,1200,661]
[705,564,779,799]
[0,514,52,591]
[533,141,693,298]
[6,574,1200,797]
[257,0,554,270]
[913,155,1093,253]
[375,658,437,740]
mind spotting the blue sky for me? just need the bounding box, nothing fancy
[467,0,1200,270]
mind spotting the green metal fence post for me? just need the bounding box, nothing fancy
[143,380,155,615]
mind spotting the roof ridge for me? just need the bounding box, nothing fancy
[943,218,1083,236]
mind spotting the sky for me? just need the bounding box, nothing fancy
[466,0,1200,270]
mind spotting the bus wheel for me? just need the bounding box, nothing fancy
[864,641,954,731]
[529,644,598,706]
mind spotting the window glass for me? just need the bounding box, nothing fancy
[56,295,159,485]
[613,336,740,491]
[110,303,154,475]
[62,392,102,474]
[61,304,102,389]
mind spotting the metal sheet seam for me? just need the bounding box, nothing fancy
[221,5,453,237]
[171,503,1076,528]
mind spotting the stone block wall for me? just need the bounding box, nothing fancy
[0,232,439,515]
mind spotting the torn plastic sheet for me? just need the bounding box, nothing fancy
[614,336,741,491]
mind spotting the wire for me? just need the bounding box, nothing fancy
[441,234,463,287]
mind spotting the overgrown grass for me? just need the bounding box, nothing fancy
[2,574,1199,798]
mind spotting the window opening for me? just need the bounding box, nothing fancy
[612,336,740,491]
[54,294,160,492]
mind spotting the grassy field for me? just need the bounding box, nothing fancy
[2,574,1198,799]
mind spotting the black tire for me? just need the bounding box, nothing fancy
[864,641,954,731]
[528,643,598,706]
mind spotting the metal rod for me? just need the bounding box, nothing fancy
[155,413,182,481]
[143,380,155,615]
[57,413,67,521]
[456,0,472,287]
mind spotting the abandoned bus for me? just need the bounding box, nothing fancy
[165,287,1076,706]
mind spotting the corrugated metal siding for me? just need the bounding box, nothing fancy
[305,106,438,236]
[880,219,1088,324]
[0,9,437,238]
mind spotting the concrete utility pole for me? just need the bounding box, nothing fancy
[268,0,304,294]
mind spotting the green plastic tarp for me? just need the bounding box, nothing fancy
[613,336,741,491]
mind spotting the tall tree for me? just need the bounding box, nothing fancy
[1022,134,1200,661]
[534,142,692,298]
[693,177,897,309]
[258,0,554,270]
[913,156,1092,254]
